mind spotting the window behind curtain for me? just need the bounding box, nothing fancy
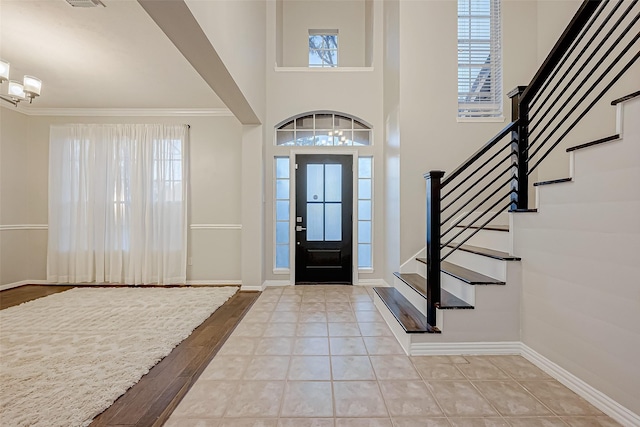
[47,124,189,285]
[458,0,502,119]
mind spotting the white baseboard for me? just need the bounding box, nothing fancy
[406,340,640,425]
[263,280,291,288]
[357,278,389,287]
[186,280,242,286]
[411,341,522,356]
[521,344,640,427]
[241,285,264,291]
[0,280,52,291]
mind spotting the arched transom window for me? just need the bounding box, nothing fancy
[276,112,372,146]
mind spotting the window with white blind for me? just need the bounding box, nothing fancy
[458,0,502,119]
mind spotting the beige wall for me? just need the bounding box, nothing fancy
[515,98,640,416]
[397,0,540,262]
[281,0,366,67]
[383,0,401,286]
[0,108,243,286]
[187,0,267,121]
[0,108,48,285]
[533,0,640,183]
[265,0,384,284]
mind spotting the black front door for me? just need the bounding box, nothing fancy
[295,154,353,284]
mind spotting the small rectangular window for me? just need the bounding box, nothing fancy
[275,157,290,269]
[309,30,338,68]
[458,0,502,119]
[357,157,373,269]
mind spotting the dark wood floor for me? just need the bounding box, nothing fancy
[0,284,259,427]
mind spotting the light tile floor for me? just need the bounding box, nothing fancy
[165,285,620,427]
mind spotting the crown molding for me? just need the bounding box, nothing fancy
[4,105,233,117]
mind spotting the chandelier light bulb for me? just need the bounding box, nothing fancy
[0,60,9,82]
[8,80,26,100]
[23,75,42,98]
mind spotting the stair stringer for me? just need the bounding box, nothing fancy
[377,227,522,353]
[512,96,640,420]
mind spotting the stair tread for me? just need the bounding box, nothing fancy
[454,224,509,232]
[373,287,439,333]
[441,261,504,285]
[393,273,474,309]
[566,134,619,152]
[444,243,521,261]
[533,177,572,186]
[415,256,506,283]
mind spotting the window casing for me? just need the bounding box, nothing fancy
[309,31,338,68]
[457,0,502,119]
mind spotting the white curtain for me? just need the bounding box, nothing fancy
[47,124,189,285]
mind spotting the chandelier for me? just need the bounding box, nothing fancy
[0,60,42,106]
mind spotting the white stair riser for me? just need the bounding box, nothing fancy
[444,250,507,282]
[373,294,411,354]
[416,260,426,277]
[443,227,510,252]
[393,276,427,317]
[441,273,475,306]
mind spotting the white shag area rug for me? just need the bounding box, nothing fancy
[0,286,238,427]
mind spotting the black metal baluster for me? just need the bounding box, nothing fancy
[425,171,444,328]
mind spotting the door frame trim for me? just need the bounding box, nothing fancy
[289,149,359,286]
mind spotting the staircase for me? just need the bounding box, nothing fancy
[373,0,639,355]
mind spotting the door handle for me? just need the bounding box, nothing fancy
[296,225,306,232]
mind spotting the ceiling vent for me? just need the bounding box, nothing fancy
[65,0,105,7]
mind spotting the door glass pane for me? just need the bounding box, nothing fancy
[276,200,289,221]
[358,221,371,243]
[307,164,324,202]
[325,164,342,202]
[358,179,371,200]
[315,114,333,129]
[359,157,372,178]
[276,131,294,146]
[276,244,289,269]
[334,115,352,129]
[307,203,324,241]
[314,130,333,146]
[325,203,342,241]
[358,200,372,220]
[296,116,314,129]
[336,130,352,146]
[276,179,289,199]
[353,130,370,146]
[276,157,290,178]
[276,222,289,244]
[358,244,372,268]
[296,131,315,146]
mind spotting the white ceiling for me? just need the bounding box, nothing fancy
[0,0,227,109]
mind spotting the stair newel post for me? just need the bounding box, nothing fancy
[425,170,444,328]
[508,86,529,210]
